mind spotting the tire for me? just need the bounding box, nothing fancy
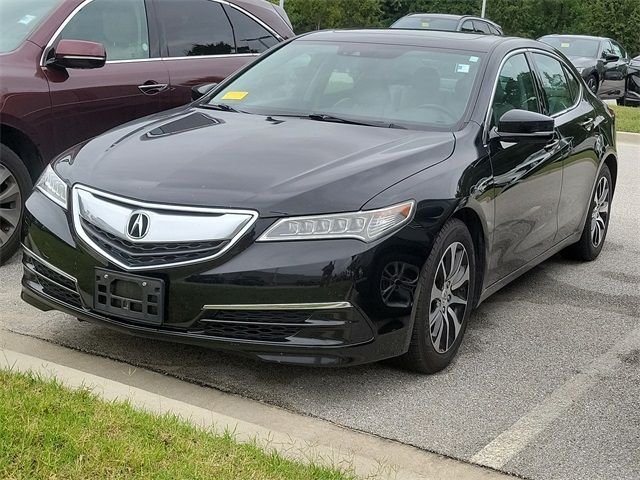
[562,164,612,261]
[398,219,476,374]
[586,74,598,94]
[0,145,32,265]
[616,97,626,106]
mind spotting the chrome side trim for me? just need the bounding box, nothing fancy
[41,0,279,67]
[202,302,353,311]
[22,244,78,283]
[72,185,259,271]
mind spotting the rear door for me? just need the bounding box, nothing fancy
[530,53,601,240]
[153,0,280,107]
[44,0,172,154]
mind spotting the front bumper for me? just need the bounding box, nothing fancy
[21,190,418,366]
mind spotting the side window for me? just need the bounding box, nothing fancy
[563,65,581,104]
[532,53,574,115]
[491,53,540,126]
[602,40,615,58]
[474,21,491,34]
[223,5,279,54]
[56,0,150,61]
[489,25,501,35]
[611,41,625,59]
[460,20,474,33]
[156,0,234,57]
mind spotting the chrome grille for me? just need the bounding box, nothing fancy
[72,185,258,270]
[80,218,229,268]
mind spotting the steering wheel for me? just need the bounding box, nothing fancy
[416,104,457,123]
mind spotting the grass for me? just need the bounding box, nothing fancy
[611,104,640,134]
[0,369,356,480]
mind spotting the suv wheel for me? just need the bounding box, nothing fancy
[399,219,476,373]
[0,145,32,264]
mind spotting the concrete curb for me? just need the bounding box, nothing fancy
[617,131,640,145]
[0,332,514,480]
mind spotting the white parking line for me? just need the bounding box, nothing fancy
[471,321,640,469]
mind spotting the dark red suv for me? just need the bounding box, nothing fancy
[0,0,293,262]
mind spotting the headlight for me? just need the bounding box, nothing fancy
[36,163,68,209]
[258,201,415,243]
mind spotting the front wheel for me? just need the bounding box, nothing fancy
[399,219,476,374]
[0,145,32,264]
[562,164,612,261]
[586,74,598,94]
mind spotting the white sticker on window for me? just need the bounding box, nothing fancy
[469,56,479,63]
[456,64,470,73]
[18,14,36,25]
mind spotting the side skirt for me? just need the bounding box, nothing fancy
[477,231,581,305]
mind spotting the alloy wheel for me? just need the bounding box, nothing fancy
[0,164,22,248]
[429,242,470,353]
[380,260,420,308]
[591,176,609,248]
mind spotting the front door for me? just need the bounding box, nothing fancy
[43,0,172,154]
[486,52,566,285]
[599,40,628,98]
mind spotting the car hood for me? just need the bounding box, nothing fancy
[567,56,596,69]
[60,108,455,216]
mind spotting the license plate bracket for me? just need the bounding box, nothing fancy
[94,268,164,324]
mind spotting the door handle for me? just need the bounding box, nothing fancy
[579,117,595,131]
[138,82,169,95]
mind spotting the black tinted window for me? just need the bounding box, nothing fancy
[224,5,278,54]
[563,65,580,104]
[492,53,539,126]
[533,53,574,115]
[57,0,149,61]
[474,21,490,34]
[156,0,234,57]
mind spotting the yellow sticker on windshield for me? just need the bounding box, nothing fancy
[222,91,249,100]
[421,21,430,27]
[561,42,570,48]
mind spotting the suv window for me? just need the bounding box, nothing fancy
[602,40,616,58]
[460,20,474,33]
[474,21,491,34]
[223,5,278,54]
[491,53,540,126]
[56,0,149,61]
[563,65,581,104]
[532,53,574,115]
[156,0,234,57]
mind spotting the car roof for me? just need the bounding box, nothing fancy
[540,34,609,42]
[400,13,501,27]
[298,29,536,53]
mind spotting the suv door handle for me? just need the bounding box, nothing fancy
[138,82,169,95]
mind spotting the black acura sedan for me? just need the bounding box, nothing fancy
[538,34,629,99]
[21,30,617,373]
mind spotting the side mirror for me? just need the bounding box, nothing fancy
[492,109,555,143]
[191,83,218,101]
[603,53,619,63]
[50,39,106,69]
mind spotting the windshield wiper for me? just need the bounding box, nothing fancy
[306,113,406,129]
[198,103,241,113]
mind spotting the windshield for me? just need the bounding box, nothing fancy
[540,37,600,58]
[0,0,61,54]
[206,41,483,130]
[391,16,460,31]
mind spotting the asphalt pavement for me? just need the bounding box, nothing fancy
[0,139,638,480]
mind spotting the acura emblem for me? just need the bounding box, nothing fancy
[127,212,150,239]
